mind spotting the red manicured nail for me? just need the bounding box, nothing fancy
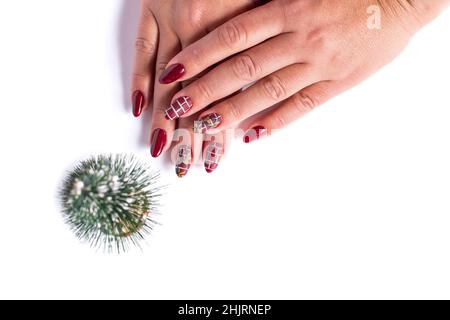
[194,113,223,134]
[165,96,193,120]
[150,128,167,158]
[243,126,267,143]
[204,142,223,173]
[132,90,145,117]
[159,63,185,84]
[175,145,192,178]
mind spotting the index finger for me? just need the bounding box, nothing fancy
[158,1,285,85]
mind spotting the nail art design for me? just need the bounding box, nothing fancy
[150,128,167,158]
[194,113,223,134]
[159,63,185,84]
[175,145,192,178]
[164,96,193,120]
[243,126,267,143]
[204,142,223,173]
[132,90,145,117]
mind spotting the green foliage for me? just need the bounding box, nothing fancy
[60,154,161,253]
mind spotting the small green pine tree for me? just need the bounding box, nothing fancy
[60,154,161,253]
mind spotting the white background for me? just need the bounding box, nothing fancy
[0,0,449,300]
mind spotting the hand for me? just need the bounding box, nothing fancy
[131,0,260,176]
[160,0,449,142]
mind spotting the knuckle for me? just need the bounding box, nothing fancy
[306,28,337,63]
[225,101,242,122]
[132,72,147,80]
[261,76,287,101]
[231,54,261,81]
[292,91,319,114]
[194,80,214,102]
[142,6,153,18]
[174,0,206,30]
[217,21,247,48]
[186,13,203,30]
[175,14,202,32]
[280,0,313,19]
[135,37,156,55]
[271,114,288,129]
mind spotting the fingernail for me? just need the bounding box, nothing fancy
[159,63,185,84]
[132,90,145,117]
[175,145,192,178]
[204,142,223,173]
[165,96,193,120]
[194,113,223,134]
[150,128,167,158]
[243,126,267,143]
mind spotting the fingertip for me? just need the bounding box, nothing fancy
[159,63,186,84]
[150,128,168,158]
[204,142,224,174]
[175,144,192,178]
[243,125,267,143]
[132,90,145,118]
[163,96,193,120]
[176,166,190,178]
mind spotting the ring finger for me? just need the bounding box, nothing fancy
[193,63,321,133]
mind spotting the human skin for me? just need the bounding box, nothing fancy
[133,0,449,175]
[158,0,449,142]
[131,0,262,176]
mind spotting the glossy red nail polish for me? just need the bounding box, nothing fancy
[159,63,185,84]
[204,142,223,173]
[165,96,193,120]
[132,90,145,117]
[243,126,267,143]
[150,128,167,158]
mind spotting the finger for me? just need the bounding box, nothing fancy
[158,1,285,84]
[150,30,180,158]
[164,34,298,120]
[242,80,349,143]
[197,93,240,175]
[171,114,204,178]
[131,6,158,117]
[172,132,193,178]
[171,91,237,177]
[172,125,232,176]
[203,132,229,174]
[194,64,320,133]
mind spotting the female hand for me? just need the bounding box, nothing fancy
[159,0,449,142]
[131,0,260,176]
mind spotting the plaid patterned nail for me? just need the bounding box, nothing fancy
[175,145,191,178]
[194,113,223,133]
[165,96,193,120]
[204,142,223,173]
